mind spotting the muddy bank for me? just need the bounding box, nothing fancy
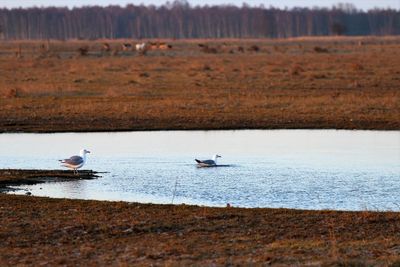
[0,169,101,192]
[1,194,399,265]
[1,112,399,133]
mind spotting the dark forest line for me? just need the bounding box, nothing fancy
[0,1,399,40]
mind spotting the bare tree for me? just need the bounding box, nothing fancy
[331,22,347,35]
[0,4,398,40]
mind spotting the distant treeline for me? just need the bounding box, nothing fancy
[0,1,399,40]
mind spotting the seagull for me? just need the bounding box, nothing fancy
[59,149,90,174]
[195,154,221,167]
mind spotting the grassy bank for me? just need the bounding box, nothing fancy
[1,194,399,265]
[1,36,399,132]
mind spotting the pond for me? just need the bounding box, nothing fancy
[1,130,399,211]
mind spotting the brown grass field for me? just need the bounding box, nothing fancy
[1,37,400,265]
[1,194,399,266]
[0,36,399,132]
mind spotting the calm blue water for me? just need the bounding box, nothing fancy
[1,130,399,211]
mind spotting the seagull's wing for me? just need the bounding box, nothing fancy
[61,155,83,165]
[196,159,216,165]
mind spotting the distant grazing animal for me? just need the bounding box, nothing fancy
[122,43,132,51]
[217,43,230,53]
[59,149,91,175]
[198,44,218,54]
[135,42,149,54]
[195,155,222,167]
[158,43,172,50]
[15,44,22,58]
[150,42,158,50]
[135,43,146,51]
[237,46,245,53]
[77,46,89,56]
[248,45,260,52]
[204,46,218,54]
[39,43,47,52]
[38,43,49,57]
[102,43,111,52]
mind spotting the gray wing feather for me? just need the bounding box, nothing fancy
[200,160,216,165]
[62,155,83,165]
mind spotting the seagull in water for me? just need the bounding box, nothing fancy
[195,154,221,167]
[59,149,90,174]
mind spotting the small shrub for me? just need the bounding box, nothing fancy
[248,45,260,52]
[73,78,85,83]
[351,63,364,71]
[203,46,218,54]
[3,88,19,98]
[389,260,400,267]
[139,72,150,78]
[314,46,329,53]
[311,74,327,79]
[203,64,212,71]
[290,64,304,76]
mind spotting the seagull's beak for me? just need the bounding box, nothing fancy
[86,150,91,153]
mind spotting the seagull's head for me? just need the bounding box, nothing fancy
[80,149,91,156]
[213,154,222,161]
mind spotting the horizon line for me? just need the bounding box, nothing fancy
[1,2,399,11]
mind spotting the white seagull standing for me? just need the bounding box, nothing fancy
[59,149,90,174]
[195,154,221,167]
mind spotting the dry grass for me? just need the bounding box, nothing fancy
[0,194,399,265]
[0,36,399,132]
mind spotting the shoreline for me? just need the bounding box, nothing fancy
[1,126,400,134]
[1,168,398,213]
[0,169,101,192]
[6,192,400,213]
